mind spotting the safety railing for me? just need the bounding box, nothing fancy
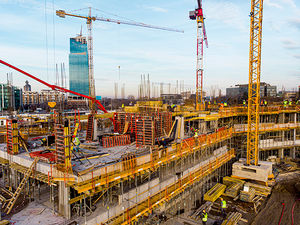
[72,128,233,193]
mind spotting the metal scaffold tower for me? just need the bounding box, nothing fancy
[247,0,264,166]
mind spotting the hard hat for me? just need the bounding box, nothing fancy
[203,209,206,212]
[162,138,165,140]
[220,198,223,200]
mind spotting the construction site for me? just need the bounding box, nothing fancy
[0,0,299,225]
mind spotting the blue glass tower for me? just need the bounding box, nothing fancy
[69,35,89,96]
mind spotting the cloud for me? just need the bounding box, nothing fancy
[280,0,297,8]
[289,17,300,30]
[145,6,168,13]
[281,38,300,49]
[205,1,247,32]
[264,0,297,9]
[265,0,282,9]
[294,54,300,59]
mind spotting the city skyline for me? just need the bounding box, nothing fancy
[0,0,299,97]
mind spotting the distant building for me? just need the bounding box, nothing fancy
[161,94,183,105]
[23,91,39,105]
[69,33,89,97]
[226,82,277,98]
[23,80,31,92]
[0,83,23,111]
[39,90,64,104]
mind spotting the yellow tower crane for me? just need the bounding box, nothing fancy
[56,7,183,110]
[246,0,264,166]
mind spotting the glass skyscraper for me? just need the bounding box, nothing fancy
[69,35,89,96]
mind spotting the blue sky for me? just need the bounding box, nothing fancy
[0,0,299,97]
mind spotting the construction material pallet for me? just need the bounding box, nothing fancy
[244,182,271,197]
[240,187,255,202]
[204,183,226,202]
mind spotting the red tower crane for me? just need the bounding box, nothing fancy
[189,0,208,110]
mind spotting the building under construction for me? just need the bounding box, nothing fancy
[0,100,299,224]
[0,0,299,224]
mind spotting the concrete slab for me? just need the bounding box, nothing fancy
[232,159,273,182]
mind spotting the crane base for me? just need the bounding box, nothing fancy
[232,158,273,183]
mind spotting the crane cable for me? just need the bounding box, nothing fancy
[292,198,300,225]
[278,203,285,225]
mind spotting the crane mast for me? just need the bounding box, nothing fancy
[247,0,264,166]
[87,8,95,110]
[190,0,208,111]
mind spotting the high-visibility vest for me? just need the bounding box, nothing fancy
[202,212,208,222]
[222,200,226,208]
[224,102,227,107]
[74,137,80,146]
[194,132,198,138]
[289,101,292,105]
[243,100,246,105]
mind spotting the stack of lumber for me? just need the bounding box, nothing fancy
[223,176,245,198]
[224,183,243,198]
[190,201,213,219]
[221,212,242,225]
[245,182,272,197]
[240,187,255,202]
[204,183,226,202]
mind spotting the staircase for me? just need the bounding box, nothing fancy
[4,157,39,214]
[86,114,94,141]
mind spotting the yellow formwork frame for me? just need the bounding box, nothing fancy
[247,0,264,166]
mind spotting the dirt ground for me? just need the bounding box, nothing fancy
[252,171,300,225]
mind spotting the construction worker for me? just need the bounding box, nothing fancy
[243,100,246,107]
[161,138,167,148]
[201,209,208,225]
[40,137,47,146]
[289,100,292,107]
[73,136,81,152]
[224,102,228,107]
[194,130,199,145]
[296,99,299,105]
[283,100,288,108]
[220,197,227,217]
[264,100,267,106]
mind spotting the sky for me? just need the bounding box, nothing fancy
[0,0,299,98]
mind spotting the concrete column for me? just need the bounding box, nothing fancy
[93,119,98,141]
[58,181,71,219]
[279,148,284,159]
[10,169,17,189]
[291,147,296,159]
